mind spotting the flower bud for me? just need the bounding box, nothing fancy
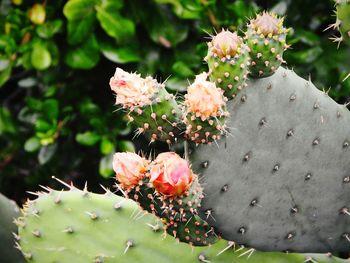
[113,152,148,190]
[109,68,158,108]
[150,152,193,197]
[185,73,225,121]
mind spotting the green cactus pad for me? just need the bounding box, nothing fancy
[245,12,288,78]
[191,67,350,253]
[0,193,25,263]
[184,113,227,145]
[128,86,182,144]
[206,36,250,99]
[336,0,350,46]
[17,187,348,262]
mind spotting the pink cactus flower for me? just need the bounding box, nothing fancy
[109,68,159,108]
[113,152,149,190]
[211,29,242,57]
[185,73,225,121]
[150,152,193,197]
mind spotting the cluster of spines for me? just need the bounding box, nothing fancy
[113,152,218,246]
[127,87,182,144]
[245,12,289,78]
[328,0,350,47]
[183,73,229,145]
[122,169,218,246]
[205,30,251,99]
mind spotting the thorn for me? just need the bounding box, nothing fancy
[238,248,255,259]
[63,226,74,234]
[32,230,41,237]
[86,211,99,220]
[198,254,211,263]
[52,176,73,189]
[216,241,235,256]
[124,240,134,254]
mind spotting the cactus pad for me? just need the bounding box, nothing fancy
[245,12,288,78]
[191,67,350,253]
[17,187,348,262]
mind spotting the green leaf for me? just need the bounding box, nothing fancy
[63,0,97,20]
[96,4,135,41]
[24,137,40,152]
[67,15,95,45]
[100,43,141,63]
[100,138,115,155]
[146,7,188,47]
[65,34,100,69]
[64,0,97,44]
[0,107,16,135]
[118,140,135,152]
[31,43,51,70]
[38,143,57,165]
[99,153,114,178]
[43,99,59,120]
[76,131,100,146]
[171,61,194,78]
[35,119,52,133]
[36,19,63,39]
[0,59,12,87]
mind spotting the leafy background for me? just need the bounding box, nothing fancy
[0,0,349,203]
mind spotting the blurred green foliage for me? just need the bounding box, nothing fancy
[0,0,349,200]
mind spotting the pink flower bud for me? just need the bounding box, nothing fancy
[113,152,148,190]
[185,73,225,121]
[150,152,193,197]
[211,30,242,57]
[109,68,158,108]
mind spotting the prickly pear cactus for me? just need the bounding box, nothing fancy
[334,0,350,46]
[0,193,25,263]
[245,12,288,78]
[191,67,350,253]
[16,187,348,262]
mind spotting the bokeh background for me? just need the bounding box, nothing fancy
[1,0,349,203]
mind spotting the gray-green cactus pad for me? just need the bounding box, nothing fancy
[191,67,350,253]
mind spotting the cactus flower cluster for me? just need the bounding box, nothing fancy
[109,12,289,147]
[112,151,216,246]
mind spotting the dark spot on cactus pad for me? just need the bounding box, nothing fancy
[238,227,246,235]
[286,129,294,138]
[286,231,296,240]
[250,199,258,206]
[341,233,350,242]
[221,184,229,192]
[243,152,251,162]
[305,173,312,181]
[272,164,280,172]
[290,206,298,214]
[201,161,209,168]
[343,140,349,148]
[312,138,320,146]
[259,117,267,126]
[241,95,247,102]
